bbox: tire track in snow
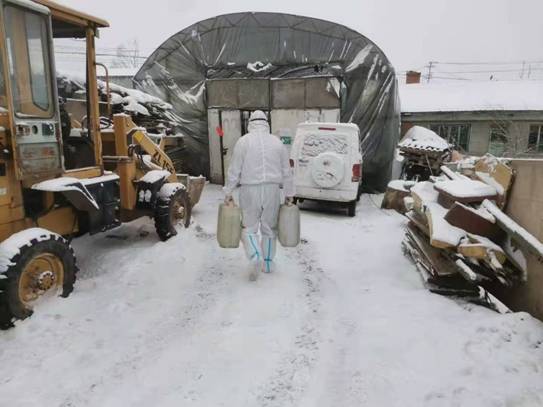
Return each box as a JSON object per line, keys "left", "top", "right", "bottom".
{"left": 256, "top": 240, "right": 324, "bottom": 406}
{"left": 59, "top": 222, "right": 232, "bottom": 406}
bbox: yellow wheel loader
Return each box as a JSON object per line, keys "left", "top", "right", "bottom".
{"left": 0, "top": 0, "right": 201, "bottom": 327}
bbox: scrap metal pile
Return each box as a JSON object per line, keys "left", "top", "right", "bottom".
{"left": 398, "top": 126, "right": 453, "bottom": 181}
{"left": 384, "top": 155, "right": 543, "bottom": 313}
{"left": 57, "top": 75, "right": 188, "bottom": 173}
{"left": 57, "top": 74, "right": 184, "bottom": 133}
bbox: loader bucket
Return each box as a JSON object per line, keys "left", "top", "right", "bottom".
{"left": 177, "top": 174, "right": 206, "bottom": 208}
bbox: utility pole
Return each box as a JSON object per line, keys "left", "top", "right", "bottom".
{"left": 427, "top": 61, "right": 434, "bottom": 83}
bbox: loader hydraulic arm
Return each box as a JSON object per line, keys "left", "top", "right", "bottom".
{"left": 129, "top": 128, "right": 177, "bottom": 183}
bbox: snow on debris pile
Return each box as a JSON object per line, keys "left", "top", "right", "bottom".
{"left": 399, "top": 126, "right": 451, "bottom": 152}
{"left": 483, "top": 199, "right": 543, "bottom": 261}
{"left": 410, "top": 180, "right": 438, "bottom": 208}
{"left": 426, "top": 202, "right": 466, "bottom": 248}
{"left": 434, "top": 179, "right": 497, "bottom": 199}
{"left": 398, "top": 155, "right": 534, "bottom": 313}
{"left": 56, "top": 74, "right": 183, "bottom": 132}
{"left": 0, "top": 228, "right": 61, "bottom": 274}
{"left": 387, "top": 180, "right": 416, "bottom": 192}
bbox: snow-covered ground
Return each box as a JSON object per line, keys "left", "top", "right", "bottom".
{"left": 1, "top": 186, "right": 543, "bottom": 407}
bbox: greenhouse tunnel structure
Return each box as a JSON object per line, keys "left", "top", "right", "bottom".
{"left": 134, "top": 12, "right": 400, "bottom": 192}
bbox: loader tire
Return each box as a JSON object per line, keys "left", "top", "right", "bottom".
{"left": 0, "top": 231, "right": 77, "bottom": 328}
{"left": 154, "top": 183, "right": 191, "bottom": 241}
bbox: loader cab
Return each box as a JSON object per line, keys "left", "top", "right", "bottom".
{"left": 0, "top": 0, "right": 108, "bottom": 181}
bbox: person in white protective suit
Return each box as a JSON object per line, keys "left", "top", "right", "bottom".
{"left": 224, "top": 110, "right": 295, "bottom": 280}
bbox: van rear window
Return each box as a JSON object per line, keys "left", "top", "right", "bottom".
{"left": 301, "top": 134, "right": 349, "bottom": 157}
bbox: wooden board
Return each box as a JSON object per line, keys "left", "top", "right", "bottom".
{"left": 406, "top": 210, "right": 430, "bottom": 236}
{"left": 406, "top": 224, "right": 458, "bottom": 277}
{"left": 445, "top": 202, "right": 505, "bottom": 243}
{"left": 474, "top": 157, "right": 514, "bottom": 196}
{"left": 457, "top": 243, "right": 507, "bottom": 264}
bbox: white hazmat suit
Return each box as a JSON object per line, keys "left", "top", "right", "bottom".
{"left": 224, "top": 111, "right": 295, "bottom": 276}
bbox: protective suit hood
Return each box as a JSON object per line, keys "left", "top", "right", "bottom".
{"left": 248, "top": 110, "right": 270, "bottom": 133}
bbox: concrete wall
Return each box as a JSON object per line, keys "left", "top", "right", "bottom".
{"left": 504, "top": 159, "right": 543, "bottom": 320}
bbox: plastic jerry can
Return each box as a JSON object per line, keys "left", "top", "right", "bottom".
{"left": 217, "top": 202, "right": 242, "bottom": 248}
{"left": 278, "top": 203, "right": 300, "bottom": 247}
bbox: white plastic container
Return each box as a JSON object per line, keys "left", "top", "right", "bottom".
{"left": 278, "top": 204, "right": 300, "bottom": 247}
{"left": 217, "top": 202, "right": 242, "bottom": 248}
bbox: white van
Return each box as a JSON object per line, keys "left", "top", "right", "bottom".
{"left": 290, "top": 123, "right": 363, "bottom": 216}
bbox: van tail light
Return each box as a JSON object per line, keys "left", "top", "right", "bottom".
{"left": 352, "top": 163, "right": 361, "bottom": 182}
{"left": 289, "top": 159, "right": 295, "bottom": 168}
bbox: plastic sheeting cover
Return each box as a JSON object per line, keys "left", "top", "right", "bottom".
{"left": 134, "top": 12, "right": 400, "bottom": 191}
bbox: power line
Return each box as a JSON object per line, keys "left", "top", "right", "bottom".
{"left": 433, "top": 60, "right": 543, "bottom": 66}
{"left": 435, "top": 68, "right": 543, "bottom": 74}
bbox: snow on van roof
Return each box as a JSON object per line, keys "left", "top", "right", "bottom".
{"left": 400, "top": 80, "right": 543, "bottom": 113}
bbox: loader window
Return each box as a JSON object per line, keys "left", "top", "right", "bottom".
{"left": 4, "top": 6, "right": 54, "bottom": 117}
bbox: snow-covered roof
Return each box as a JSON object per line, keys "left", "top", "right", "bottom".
{"left": 400, "top": 80, "right": 543, "bottom": 113}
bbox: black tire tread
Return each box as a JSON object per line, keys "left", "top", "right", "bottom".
{"left": 154, "top": 186, "right": 192, "bottom": 241}
{"left": 0, "top": 233, "right": 77, "bottom": 329}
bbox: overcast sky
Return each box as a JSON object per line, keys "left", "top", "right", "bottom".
{"left": 56, "top": 0, "right": 543, "bottom": 81}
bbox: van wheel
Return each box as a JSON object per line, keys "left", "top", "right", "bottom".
{"left": 347, "top": 201, "right": 357, "bottom": 217}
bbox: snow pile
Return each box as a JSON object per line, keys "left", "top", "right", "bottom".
{"left": 56, "top": 74, "right": 182, "bottom": 130}
{"left": 399, "top": 126, "right": 450, "bottom": 152}
{"left": 401, "top": 80, "right": 543, "bottom": 113}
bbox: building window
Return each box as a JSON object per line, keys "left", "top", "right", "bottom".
{"left": 528, "top": 124, "right": 543, "bottom": 152}
{"left": 429, "top": 124, "right": 470, "bottom": 151}
{"left": 489, "top": 124, "right": 509, "bottom": 156}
